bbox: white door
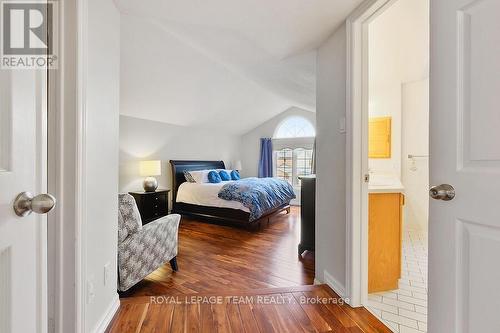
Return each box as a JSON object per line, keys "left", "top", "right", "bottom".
{"left": 0, "top": 69, "right": 52, "bottom": 331}
{"left": 429, "top": 0, "right": 500, "bottom": 332}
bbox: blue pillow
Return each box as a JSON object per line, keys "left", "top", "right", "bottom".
{"left": 208, "top": 170, "right": 222, "bottom": 183}
{"left": 219, "top": 170, "right": 231, "bottom": 181}
{"left": 230, "top": 170, "right": 241, "bottom": 180}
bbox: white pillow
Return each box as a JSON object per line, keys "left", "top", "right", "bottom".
{"left": 189, "top": 170, "right": 212, "bottom": 183}
{"left": 216, "top": 169, "right": 233, "bottom": 174}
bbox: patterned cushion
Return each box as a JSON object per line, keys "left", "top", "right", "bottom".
{"left": 230, "top": 170, "right": 241, "bottom": 180}
{"left": 219, "top": 170, "right": 231, "bottom": 181}
{"left": 183, "top": 170, "right": 196, "bottom": 183}
{"left": 118, "top": 193, "right": 143, "bottom": 240}
{"left": 208, "top": 170, "right": 222, "bottom": 183}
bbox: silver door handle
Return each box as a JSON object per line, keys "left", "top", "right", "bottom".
{"left": 13, "top": 192, "right": 56, "bottom": 217}
{"left": 429, "top": 184, "right": 455, "bottom": 201}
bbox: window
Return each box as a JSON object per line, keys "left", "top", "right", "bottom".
{"left": 296, "top": 148, "right": 313, "bottom": 178}
{"left": 273, "top": 116, "right": 315, "bottom": 186}
{"left": 274, "top": 116, "right": 316, "bottom": 138}
{"left": 275, "top": 147, "right": 313, "bottom": 186}
{"left": 276, "top": 148, "right": 293, "bottom": 184}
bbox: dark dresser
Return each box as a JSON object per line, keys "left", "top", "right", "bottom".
{"left": 298, "top": 175, "right": 315, "bottom": 256}
{"left": 129, "top": 189, "right": 170, "bottom": 225}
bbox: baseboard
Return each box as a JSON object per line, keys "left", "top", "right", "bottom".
{"left": 323, "top": 270, "right": 346, "bottom": 299}
{"left": 91, "top": 293, "right": 120, "bottom": 333}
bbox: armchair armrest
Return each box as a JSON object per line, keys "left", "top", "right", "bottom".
{"left": 118, "top": 214, "right": 181, "bottom": 291}
{"left": 142, "top": 213, "right": 180, "bottom": 237}
{"left": 126, "top": 213, "right": 180, "bottom": 255}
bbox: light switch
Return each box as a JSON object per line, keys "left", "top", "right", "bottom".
{"left": 339, "top": 117, "right": 346, "bottom": 133}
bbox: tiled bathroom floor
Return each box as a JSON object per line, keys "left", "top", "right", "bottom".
{"left": 367, "top": 223, "right": 428, "bottom": 333}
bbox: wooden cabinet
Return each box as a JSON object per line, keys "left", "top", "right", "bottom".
{"left": 298, "top": 175, "right": 315, "bottom": 256}
{"left": 129, "top": 190, "right": 170, "bottom": 225}
{"left": 369, "top": 116, "right": 392, "bottom": 158}
{"left": 368, "top": 192, "right": 404, "bottom": 293}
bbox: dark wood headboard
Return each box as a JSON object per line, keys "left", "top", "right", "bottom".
{"left": 169, "top": 160, "right": 225, "bottom": 207}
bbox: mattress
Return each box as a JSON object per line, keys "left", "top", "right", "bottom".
{"left": 176, "top": 181, "right": 250, "bottom": 212}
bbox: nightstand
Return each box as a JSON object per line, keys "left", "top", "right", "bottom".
{"left": 128, "top": 189, "right": 170, "bottom": 225}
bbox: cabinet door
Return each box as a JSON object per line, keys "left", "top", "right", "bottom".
{"left": 368, "top": 116, "right": 391, "bottom": 158}
{"left": 368, "top": 193, "right": 403, "bottom": 293}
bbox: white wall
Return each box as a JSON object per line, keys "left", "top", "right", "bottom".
{"left": 85, "top": 0, "right": 121, "bottom": 331}
{"left": 402, "top": 79, "right": 429, "bottom": 230}
{"left": 368, "top": 0, "right": 429, "bottom": 177}
{"left": 315, "top": 25, "right": 347, "bottom": 292}
{"left": 119, "top": 115, "right": 241, "bottom": 202}
{"left": 240, "top": 106, "right": 316, "bottom": 178}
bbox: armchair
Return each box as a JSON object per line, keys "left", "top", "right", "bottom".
{"left": 117, "top": 193, "right": 180, "bottom": 291}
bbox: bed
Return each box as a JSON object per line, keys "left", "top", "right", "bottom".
{"left": 170, "top": 160, "right": 292, "bottom": 228}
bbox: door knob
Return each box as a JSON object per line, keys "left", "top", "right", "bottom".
{"left": 13, "top": 192, "right": 56, "bottom": 217}
{"left": 429, "top": 184, "right": 455, "bottom": 201}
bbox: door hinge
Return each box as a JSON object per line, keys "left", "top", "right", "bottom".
{"left": 364, "top": 174, "right": 370, "bottom": 183}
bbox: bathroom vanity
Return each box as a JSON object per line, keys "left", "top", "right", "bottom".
{"left": 368, "top": 176, "right": 405, "bottom": 293}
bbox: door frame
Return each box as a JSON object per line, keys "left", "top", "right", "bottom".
{"left": 36, "top": 61, "right": 50, "bottom": 333}
{"left": 345, "top": 0, "right": 397, "bottom": 307}
{"left": 47, "top": 0, "right": 88, "bottom": 332}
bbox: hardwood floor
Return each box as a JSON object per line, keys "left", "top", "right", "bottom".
{"left": 112, "top": 207, "right": 390, "bottom": 332}
{"left": 120, "top": 207, "right": 314, "bottom": 298}
{"left": 108, "top": 284, "right": 392, "bottom": 333}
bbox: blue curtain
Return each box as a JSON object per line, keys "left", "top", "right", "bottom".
{"left": 258, "top": 138, "right": 273, "bottom": 178}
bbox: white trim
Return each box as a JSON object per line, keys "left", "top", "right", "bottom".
{"left": 47, "top": 0, "right": 87, "bottom": 332}
{"left": 36, "top": 62, "right": 49, "bottom": 333}
{"left": 324, "top": 270, "right": 347, "bottom": 300}
{"left": 91, "top": 295, "right": 120, "bottom": 333}
{"left": 47, "top": 54, "right": 58, "bottom": 333}
{"left": 76, "top": 0, "right": 88, "bottom": 331}
{"left": 345, "top": 0, "right": 396, "bottom": 308}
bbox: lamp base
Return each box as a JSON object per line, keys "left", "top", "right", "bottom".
{"left": 143, "top": 177, "right": 158, "bottom": 192}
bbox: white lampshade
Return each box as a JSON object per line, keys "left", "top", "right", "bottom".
{"left": 233, "top": 160, "right": 242, "bottom": 171}
{"left": 139, "top": 160, "right": 161, "bottom": 176}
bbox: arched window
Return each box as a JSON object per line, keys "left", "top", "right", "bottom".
{"left": 273, "top": 116, "right": 315, "bottom": 186}
{"left": 274, "top": 116, "right": 315, "bottom": 139}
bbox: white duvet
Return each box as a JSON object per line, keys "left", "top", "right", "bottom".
{"left": 176, "top": 181, "right": 250, "bottom": 212}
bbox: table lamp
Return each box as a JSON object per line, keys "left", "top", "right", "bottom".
{"left": 139, "top": 160, "right": 161, "bottom": 192}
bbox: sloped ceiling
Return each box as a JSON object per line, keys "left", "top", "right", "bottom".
{"left": 116, "top": 0, "right": 364, "bottom": 134}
